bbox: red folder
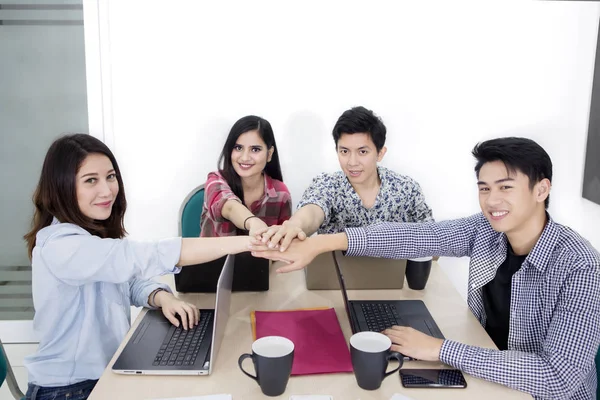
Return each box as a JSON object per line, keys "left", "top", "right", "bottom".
{"left": 250, "top": 308, "right": 353, "bottom": 375}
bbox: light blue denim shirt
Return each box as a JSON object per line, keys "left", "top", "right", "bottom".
{"left": 24, "top": 219, "right": 182, "bottom": 387}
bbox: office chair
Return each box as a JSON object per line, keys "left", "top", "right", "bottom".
{"left": 596, "top": 348, "right": 600, "bottom": 399}
{"left": 179, "top": 184, "right": 205, "bottom": 238}
{"left": 0, "top": 338, "right": 25, "bottom": 400}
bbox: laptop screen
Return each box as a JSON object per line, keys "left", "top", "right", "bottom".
{"left": 331, "top": 251, "right": 354, "bottom": 328}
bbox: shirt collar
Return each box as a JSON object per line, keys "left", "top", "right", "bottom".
{"left": 526, "top": 213, "right": 560, "bottom": 273}
{"left": 496, "top": 212, "right": 559, "bottom": 273}
{"left": 264, "top": 174, "right": 278, "bottom": 198}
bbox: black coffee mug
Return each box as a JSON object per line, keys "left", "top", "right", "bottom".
{"left": 238, "top": 336, "right": 294, "bottom": 397}
{"left": 350, "top": 332, "right": 403, "bottom": 390}
{"left": 405, "top": 257, "right": 433, "bottom": 290}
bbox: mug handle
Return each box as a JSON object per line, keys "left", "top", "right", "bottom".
{"left": 238, "top": 353, "right": 258, "bottom": 383}
{"left": 384, "top": 351, "right": 404, "bottom": 378}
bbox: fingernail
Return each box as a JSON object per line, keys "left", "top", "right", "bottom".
{"left": 280, "top": 247, "right": 285, "bottom": 252}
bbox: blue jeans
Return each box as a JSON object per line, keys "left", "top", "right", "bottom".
{"left": 25, "top": 379, "right": 98, "bottom": 400}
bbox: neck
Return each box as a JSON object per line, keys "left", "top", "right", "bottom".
{"left": 241, "top": 173, "right": 264, "bottom": 193}
{"left": 350, "top": 170, "right": 381, "bottom": 193}
{"left": 506, "top": 210, "right": 547, "bottom": 255}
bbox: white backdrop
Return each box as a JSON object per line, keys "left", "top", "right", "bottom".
{"left": 97, "top": 1, "right": 600, "bottom": 299}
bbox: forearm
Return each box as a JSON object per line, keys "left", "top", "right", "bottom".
{"left": 177, "top": 237, "right": 249, "bottom": 266}
{"left": 440, "top": 341, "right": 581, "bottom": 398}
{"left": 344, "top": 215, "right": 481, "bottom": 259}
{"left": 288, "top": 205, "right": 325, "bottom": 236}
{"left": 221, "top": 199, "right": 255, "bottom": 230}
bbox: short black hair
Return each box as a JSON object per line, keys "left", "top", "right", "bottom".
{"left": 472, "top": 137, "right": 552, "bottom": 209}
{"left": 332, "top": 106, "right": 386, "bottom": 152}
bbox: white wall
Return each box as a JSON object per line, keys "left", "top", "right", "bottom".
{"left": 100, "top": 1, "right": 600, "bottom": 300}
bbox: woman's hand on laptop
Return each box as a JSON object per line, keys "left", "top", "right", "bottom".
{"left": 255, "top": 221, "right": 307, "bottom": 252}
{"left": 154, "top": 291, "right": 199, "bottom": 330}
{"left": 249, "top": 237, "right": 317, "bottom": 273}
{"left": 383, "top": 326, "right": 443, "bottom": 362}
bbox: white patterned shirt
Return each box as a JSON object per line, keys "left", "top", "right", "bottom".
{"left": 297, "top": 166, "right": 433, "bottom": 233}
{"left": 345, "top": 213, "right": 600, "bottom": 399}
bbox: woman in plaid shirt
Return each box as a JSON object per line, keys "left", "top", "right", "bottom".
{"left": 200, "top": 115, "right": 292, "bottom": 238}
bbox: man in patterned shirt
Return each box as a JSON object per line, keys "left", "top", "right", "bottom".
{"left": 259, "top": 106, "right": 433, "bottom": 251}
{"left": 251, "top": 137, "right": 600, "bottom": 399}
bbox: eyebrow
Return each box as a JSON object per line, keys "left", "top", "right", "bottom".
{"left": 339, "top": 146, "right": 371, "bottom": 150}
{"left": 80, "top": 169, "right": 115, "bottom": 179}
{"left": 477, "top": 177, "right": 515, "bottom": 185}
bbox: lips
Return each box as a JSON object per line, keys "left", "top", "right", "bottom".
{"left": 238, "top": 163, "right": 254, "bottom": 170}
{"left": 489, "top": 210, "right": 508, "bottom": 221}
{"left": 95, "top": 201, "right": 112, "bottom": 208}
{"left": 348, "top": 170, "right": 362, "bottom": 177}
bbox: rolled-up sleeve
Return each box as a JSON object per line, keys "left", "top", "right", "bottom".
{"left": 204, "top": 172, "right": 242, "bottom": 223}
{"left": 38, "top": 224, "right": 182, "bottom": 286}
{"left": 128, "top": 278, "right": 172, "bottom": 309}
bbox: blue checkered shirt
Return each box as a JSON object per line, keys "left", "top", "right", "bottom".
{"left": 345, "top": 213, "right": 600, "bottom": 399}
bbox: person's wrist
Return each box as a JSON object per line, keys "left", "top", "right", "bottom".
{"left": 243, "top": 215, "right": 260, "bottom": 230}
{"left": 149, "top": 288, "right": 167, "bottom": 307}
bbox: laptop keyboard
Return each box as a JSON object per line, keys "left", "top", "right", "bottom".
{"left": 360, "top": 303, "right": 405, "bottom": 332}
{"left": 153, "top": 311, "right": 212, "bottom": 366}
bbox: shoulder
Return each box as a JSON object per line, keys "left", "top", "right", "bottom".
{"left": 310, "top": 171, "right": 345, "bottom": 187}
{"left": 205, "top": 171, "right": 232, "bottom": 192}
{"left": 553, "top": 224, "right": 600, "bottom": 272}
{"left": 380, "top": 167, "right": 422, "bottom": 189}
{"left": 35, "top": 221, "right": 92, "bottom": 250}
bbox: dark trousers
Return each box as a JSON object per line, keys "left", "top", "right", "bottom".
{"left": 25, "top": 379, "right": 98, "bottom": 400}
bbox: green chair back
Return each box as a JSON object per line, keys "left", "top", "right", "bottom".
{"left": 179, "top": 185, "right": 205, "bottom": 238}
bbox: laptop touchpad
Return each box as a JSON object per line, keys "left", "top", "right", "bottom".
{"left": 409, "top": 320, "right": 433, "bottom": 336}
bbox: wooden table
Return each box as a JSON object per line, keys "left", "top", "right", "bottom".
{"left": 88, "top": 261, "right": 531, "bottom": 399}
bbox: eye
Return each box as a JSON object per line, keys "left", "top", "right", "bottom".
{"left": 339, "top": 149, "right": 348, "bottom": 154}
{"left": 359, "top": 150, "right": 368, "bottom": 155}
{"left": 478, "top": 187, "right": 489, "bottom": 192}
{"left": 233, "top": 145, "right": 242, "bottom": 151}
{"left": 500, "top": 185, "right": 513, "bottom": 190}
{"left": 85, "top": 178, "right": 97, "bottom": 184}
{"left": 251, "top": 147, "right": 262, "bottom": 153}
{"left": 107, "top": 173, "right": 117, "bottom": 181}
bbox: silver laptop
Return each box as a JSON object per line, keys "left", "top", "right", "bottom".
{"left": 112, "top": 254, "right": 234, "bottom": 375}
{"left": 305, "top": 250, "right": 407, "bottom": 290}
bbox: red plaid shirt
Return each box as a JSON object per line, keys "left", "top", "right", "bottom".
{"left": 200, "top": 171, "right": 292, "bottom": 237}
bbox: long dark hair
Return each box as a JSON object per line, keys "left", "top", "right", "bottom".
{"left": 24, "top": 134, "right": 127, "bottom": 258}
{"left": 217, "top": 115, "right": 283, "bottom": 203}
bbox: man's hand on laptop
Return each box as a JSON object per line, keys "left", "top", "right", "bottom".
{"left": 250, "top": 237, "right": 316, "bottom": 273}
{"left": 154, "top": 291, "right": 199, "bottom": 330}
{"left": 383, "top": 326, "right": 443, "bottom": 362}
{"left": 255, "top": 220, "right": 307, "bottom": 252}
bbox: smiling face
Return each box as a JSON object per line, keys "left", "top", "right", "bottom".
{"left": 76, "top": 153, "right": 119, "bottom": 220}
{"left": 336, "top": 133, "right": 386, "bottom": 185}
{"left": 477, "top": 160, "right": 549, "bottom": 235}
{"left": 230, "top": 129, "right": 274, "bottom": 181}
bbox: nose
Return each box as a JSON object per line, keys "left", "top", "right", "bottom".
{"left": 485, "top": 189, "right": 502, "bottom": 207}
{"left": 347, "top": 152, "right": 359, "bottom": 167}
{"left": 97, "top": 179, "right": 113, "bottom": 198}
{"left": 240, "top": 148, "right": 252, "bottom": 162}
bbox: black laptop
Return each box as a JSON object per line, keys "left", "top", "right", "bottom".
{"left": 331, "top": 252, "right": 445, "bottom": 339}
{"left": 175, "top": 251, "right": 269, "bottom": 292}
{"left": 112, "top": 255, "right": 234, "bottom": 375}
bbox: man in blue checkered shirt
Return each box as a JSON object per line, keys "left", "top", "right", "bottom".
{"left": 251, "top": 137, "right": 600, "bottom": 399}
